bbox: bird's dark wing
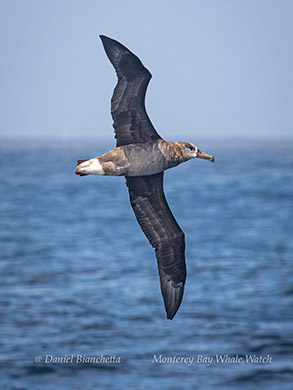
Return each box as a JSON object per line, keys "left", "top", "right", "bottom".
{"left": 100, "top": 35, "right": 161, "bottom": 147}
{"left": 126, "top": 172, "right": 186, "bottom": 320}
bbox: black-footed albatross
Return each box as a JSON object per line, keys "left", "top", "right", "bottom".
{"left": 75, "top": 35, "right": 215, "bottom": 320}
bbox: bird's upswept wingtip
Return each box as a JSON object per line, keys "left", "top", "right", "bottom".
{"left": 99, "top": 34, "right": 120, "bottom": 46}
{"left": 99, "top": 35, "right": 109, "bottom": 45}
{"left": 99, "top": 35, "right": 115, "bottom": 48}
{"left": 99, "top": 34, "right": 107, "bottom": 41}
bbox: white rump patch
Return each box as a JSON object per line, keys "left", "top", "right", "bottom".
{"left": 76, "top": 158, "right": 105, "bottom": 175}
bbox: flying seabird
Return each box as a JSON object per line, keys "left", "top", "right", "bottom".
{"left": 75, "top": 35, "right": 215, "bottom": 319}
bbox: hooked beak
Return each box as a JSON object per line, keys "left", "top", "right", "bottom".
{"left": 197, "top": 149, "right": 215, "bottom": 163}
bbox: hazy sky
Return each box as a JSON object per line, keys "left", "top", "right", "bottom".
{"left": 0, "top": 0, "right": 292, "bottom": 140}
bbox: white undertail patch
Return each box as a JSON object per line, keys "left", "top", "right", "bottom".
{"left": 75, "top": 158, "right": 105, "bottom": 175}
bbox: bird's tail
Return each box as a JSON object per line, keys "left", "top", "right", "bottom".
{"left": 77, "top": 160, "right": 87, "bottom": 166}
{"left": 74, "top": 158, "right": 105, "bottom": 176}
{"left": 75, "top": 160, "right": 90, "bottom": 176}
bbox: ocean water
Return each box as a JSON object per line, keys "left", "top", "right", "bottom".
{"left": 0, "top": 137, "right": 292, "bottom": 390}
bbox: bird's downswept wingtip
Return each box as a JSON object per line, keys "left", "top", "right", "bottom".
{"left": 166, "top": 311, "right": 177, "bottom": 320}
{"left": 161, "top": 277, "right": 185, "bottom": 320}
{"left": 165, "top": 299, "right": 183, "bottom": 320}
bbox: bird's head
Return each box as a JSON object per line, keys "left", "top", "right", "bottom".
{"left": 179, "top": 142, "right": 215, "bottom": 162}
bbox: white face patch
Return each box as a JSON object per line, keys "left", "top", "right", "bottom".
{"left": 77, "top": 158, "right": 105, "bottom": 175}
{"left": 185, "top": 145, "right": 198, "bottom": 158}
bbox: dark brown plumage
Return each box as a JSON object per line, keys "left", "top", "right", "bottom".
{"left": 75, "top": 35, "right": 215, "bottom": 319}
{"left": 126, "top": 173, "right": 186, "bottom": 319}
{"left": 100, "top": 35, "right": 161, "bottom": 146}
{"left": 101, "top": 35, "right": 186, "bottom": 319}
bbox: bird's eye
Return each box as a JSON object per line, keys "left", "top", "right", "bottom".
{"left": 186, "top": 145, "right": 194, "bottom": 151}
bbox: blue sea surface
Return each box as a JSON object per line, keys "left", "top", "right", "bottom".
{"left": 0, "top": 137, "right": 292, "bottom": 389}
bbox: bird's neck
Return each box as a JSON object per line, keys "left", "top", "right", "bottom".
{"left": 158, "top": 141, "right": 187, "bottom": 166}
{"left": 167, "top": 141, "right": 187, "bottom": 161}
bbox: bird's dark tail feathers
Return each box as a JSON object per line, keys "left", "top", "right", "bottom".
{"left": 75, "top": 160, "right": 89, "bottom": 176}
{"left": 77, "top": 160, "right": 87, "bottom": 166}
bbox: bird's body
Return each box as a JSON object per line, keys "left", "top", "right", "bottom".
{"left": 75, "top": 35, "right": 215, "bottom": 319}
{"left": 75, "top": 139, "right": 203, "bottom": 177}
